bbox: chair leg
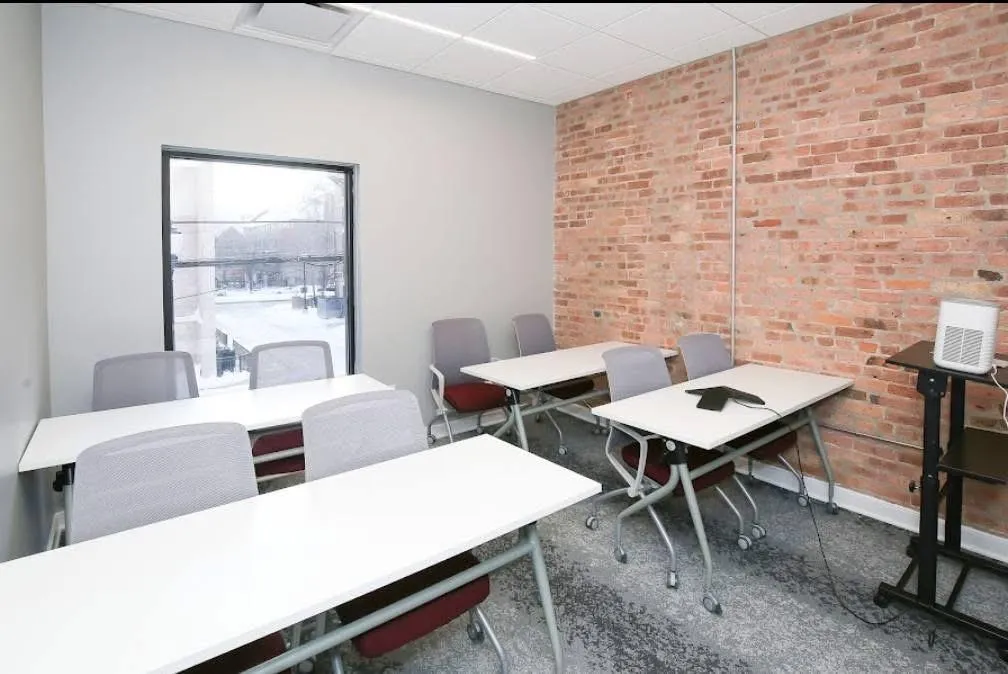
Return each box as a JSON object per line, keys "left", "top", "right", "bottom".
{"left": 330, "top": 652, "right": 344, "bottom": 674}
{"left": 778, "top": 455, "right": 809, "bottom": 507}
{"left": 714, "top": 485, "right": 752, "bottom": 551}
{"left": 476, "top": 411, "right": 485, "bottom": 434}
{"left": 544, "top": 410, "right": 566, "bottom": 455}
{"left": 584, "top": 486, "right": 629, "bottom": 530}
{"left": 732, "top": 474, "right": 765, "bottom": 541}
{"left": 441, "top": 408, "right": 455, "bottom": 443}
{"left": 469, "top": 607, "right": 507, "bottom": 673}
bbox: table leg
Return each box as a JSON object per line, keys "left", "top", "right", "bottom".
{"left": 805, "top": 410, "right": 838, "bottom": 513}
{"left": 526, "top": 524, "right": 563, "bottom": 674}
{"left": 62, "top": 464, "right": 73, "bottom": 545}
{"left": 945, "top": 378, "right": 966, "bottom": 552}
{"left": 673, "top": 448, "right": 721, "bottom": 614}
{"left": 916, "top": 370, "right": 947, "bottom": 605}
{"left": 506, "top": 388, "right": 530, "bottom": 451}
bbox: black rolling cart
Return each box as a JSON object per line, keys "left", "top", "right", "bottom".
{"left": 874, "top": 340, "right": 1008, "bottom": 660}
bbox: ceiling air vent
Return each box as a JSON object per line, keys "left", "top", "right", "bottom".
{"left": 244, "top": 3, "right": 353, "bottom": 44}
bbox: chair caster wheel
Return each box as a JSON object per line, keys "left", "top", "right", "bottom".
{"left": 427, "top": 433, "right": 436, "bottom": 446}
{"left": 666, "top": 571, "right": 678, "bottom": 589}
{"left": 702, "top": 593, "right": 722, "bottom": 615}
{"left": 585, "top": 515, "right": 599, "bottom": 530}
{"left": 475, "top": 425, "right": 484, "bottom": 435}
{"left": 535, "top": 414, "right": 544, "bottom": 423}
{"left": 751, "top": 524, "right": 766, "bottom": 540}
{"left": 873, "top": 592, "right": 890, "bottom": 609}
{"left": 466, "top": 620, "right": 485, "bottom": 643}
{"left": 737, "top": 535, "right": 752, "bottom": 551}
{"left": 614, "top": 546, "right": 627, "bottom": 564}
{"left": 558, "top": 445, "right": 568, "bottom": 456}
{"left": 797, "top": 494, "right": 809, "bottom": 508}
{"left": 828, "top": 502, "right": 839, "bottom": 515}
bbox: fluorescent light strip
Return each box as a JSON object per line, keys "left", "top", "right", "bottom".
{"left": 328, "top": 3, "right": 535, "bottom": 60}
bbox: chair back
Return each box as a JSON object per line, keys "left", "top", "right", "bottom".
{"left": 70, "top": 423, "right": 257, "bottom": 544}
{"left": 248, "top": 340, "right": 334, "bottom": 389}
{"left": 603, "top": 346, "right": 671, "bottom": 402}
{"left": 92, "top": 351, "right": 198, "bottom": 411}
{"left": 512, "top": 313, "right": 557, "bottom": 356}
{"left": 678, "top": 333, "right": 732, "bottom": 380}
{"left": 301, "top": 390, "right": 428, "bottom": 481}
{"left": 431, "top": 318, "right": 491, "bottom": 387}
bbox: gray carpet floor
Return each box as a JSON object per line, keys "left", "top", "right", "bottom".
{"left": 301, "top": 415, "right": 1008, "bottom": 673}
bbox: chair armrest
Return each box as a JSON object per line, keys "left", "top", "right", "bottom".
{"left": 617, "top": 425, "right": 661, "bottom": 498}
{"left": 429, "top": 364, "right": 446, "bottom": 409}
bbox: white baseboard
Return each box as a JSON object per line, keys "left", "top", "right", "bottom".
{"left": 432, "top": 406, "right": 1008, "bottom": 565}
{"left": 748, "top": 461, "right": 1008, "bottom": 564}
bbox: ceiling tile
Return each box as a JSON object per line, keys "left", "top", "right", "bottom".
{"left": 665, "top": 23, "right": 765, "bottom": 66}
{"left": 108, "top": 3, "right": 243, "bottom": 30}
{"left": 603, "top": 4, "right": 746, "bottom": 58}
{"left": 533, "top": 3, "right": 652, "bottom": 29}
{"left": 333, "top": 15, "right": 457, "bottom": 70}
{"left": 414, "top": 40, "right": 525, "bottom": 85}
{"left": 596, "top": 53, "right": 678, "bottom": 87}
{"left": 485, "top": 62, "right": 600, "bottom": 103}
{"left": 366, "top": 3, "right": 512, "bottom": 34}
{"left": 469, "top": 5, "right": 592, "bottom": 57}
{"left": 751, "top": 3, "right": 874, "bottom": 37}
{"left": 539, "top": 32, "right": 657, "bottom": 79}
{"left": 711, "top": 3, "right": 798, "bottom": 24}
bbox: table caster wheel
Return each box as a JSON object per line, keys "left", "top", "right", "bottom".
{"left": 467, "top": 620, "right": 485, "bottom": 643}
{"left": 614, "top": 546, "right": 628, "bottom": 564}
{"left": 751, "top": 524, "right": 766, "bottom": 540}
{"left": 585, "top": 515, "right": 599, "bottom": 530}
{"left": 666, "top": 571, "right": 678, "bottom": 589}
{"left": 558, "top": 445, "right": 568, "bottom": 455}
{"left": 737, "top": 534, "right": 752, "bottom": 551}
{"left": 797, "top": 494, "right": 809, "bottom": 508}
{"left": 828, "top": 502, "right": 839, "bottom": 515}
{"left": 873, "top": 592, "right": 890, "bottom": 608}
{"left": 427, "top": 433, "right": 436, "bottom": 446}
{"left": 702, "top": 593, "right": 723, "bottom": 615}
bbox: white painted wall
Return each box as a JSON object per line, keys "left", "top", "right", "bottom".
{"left": 42, "top": 4, "right": 555, "bottom": 416}
{"left": 0, "top": 4, "right": 51, "bottom": 561}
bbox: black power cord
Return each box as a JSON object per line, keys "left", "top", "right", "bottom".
{"left": 735, "top": 401, "right": 905, "bottom": 628}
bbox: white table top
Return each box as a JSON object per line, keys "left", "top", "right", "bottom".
{"left": 460, "top": 341, "right": 678, "bottom": 392}
{"left": 0, "top": 435, "right": 600, "bottom": 674}
{"left": 19, "top": 374, "right": 391, "bottom": 472}
{"left": 592, "top": 363, "right": 853, "bottom": 449}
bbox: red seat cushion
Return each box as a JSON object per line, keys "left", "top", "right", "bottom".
{"left": 621, "top": 440, "right": 735, "bottom": 494}
{"left": 182, "top": 632, "right": 286, "bottom": 674}
{"left": 544, "top": 377, "right": 595, "bottom": 400}
{"left": 337, "top": 552, "right": 490, "bottom": 659}
{"left": 443, "top": 383, "right": 507, "bottom": 413}
{"left": 252, "top": 429, "right": 306, "bottom": 478}
{"left": 727, "top": 421, "right": 797, "bottom": 460}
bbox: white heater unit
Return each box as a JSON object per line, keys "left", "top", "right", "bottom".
{"left": 933, "top": 298, "right": 1001, "bottom": 374}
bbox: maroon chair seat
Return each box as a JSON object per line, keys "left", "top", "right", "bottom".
{"left": 621, "top": 440, "right": 735, "bottom": 494}
{"left": 183, "top": 632, "right": 287, "bottom": 674}
{"left": 252, "top": 429, "right": 306, "bottom": 478}
{"left": 337, "top": 552, "right": 490, "bottom": 659}
{"left": 727, "top": 421, "right": 797, "bottom": 461}
{"left": 443, "top": 383, "right": 507, "bottom": 413}
{"left": 544, "top": 377, "right": 595, "bottom": 400}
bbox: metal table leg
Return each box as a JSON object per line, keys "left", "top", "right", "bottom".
{"left": 506, "top": 388, "right": 530, "bottom": 451}
{"left": 805, "top": 410, "right": 838, "bottom": 513}
{"left": 670, "top": 446, "right": 721, "bottom": 615}
{"left": 527, "top": 525, "right": 563, "bottom": 673}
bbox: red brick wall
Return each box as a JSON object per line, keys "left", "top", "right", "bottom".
{"left": 555, "top": 3, "right": 1008, "bottom": 535}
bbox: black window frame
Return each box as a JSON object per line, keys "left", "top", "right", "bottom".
{"left": 161, "top": 146, "right": 357, "bottom": 376}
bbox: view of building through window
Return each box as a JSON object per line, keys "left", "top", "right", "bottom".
{"left": 164, "top": 153, "right": 352, "bottom": 394}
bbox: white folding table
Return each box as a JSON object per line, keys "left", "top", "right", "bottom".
{"left": 460, "top": 341, "right": 677, "bottom": 453}
{"left": 0, "top": 435, "right": 600, "bottom": 674}
{"left": 592, "top": 363, "right": 852, "bottom": 613}
{"left": 20, "top": 374, "right": 391, "bottom": 541}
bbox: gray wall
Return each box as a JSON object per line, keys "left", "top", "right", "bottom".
{"left": 42, "top": 4, "right": 556, "bottom": 415}
{"left": 0, "top": 3, "right": 50, "bottom": 561}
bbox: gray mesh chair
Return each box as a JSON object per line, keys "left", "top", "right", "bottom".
{"left": 678, "top": 332, "right": 807, "bottom": 507}
{"left": 247, "top": 340, "right": 334, "bottom": 484}
{"left": 512, "top": 313, "right": 605, "bottom": 455}
{"left": 586, "top": 346, "right": 756, "bottom": 590}
{"left": 301, "top": 390, "right": 507, "bottom": 673}
{"left": 427, "top": 318, "right": 507, "bottom": 444}
{"left": 70, "top": 423, "right": 287, "bottom": 672}
{"left": 92, "top": 351, "right": 198, "bottom": 411}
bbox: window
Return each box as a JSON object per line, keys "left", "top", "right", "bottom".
{"left": 162, "top": 148, "right": 355, "bottom": 394}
